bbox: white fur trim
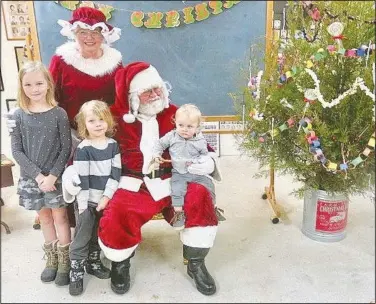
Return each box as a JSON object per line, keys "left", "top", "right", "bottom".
{"left": 55, "top": 42, "right": 122, "bottom": 77}
{"left": 62, "top": 186, "right": 75, "bottom": 203}
{"left": 57, "top": 19, "right": 121, "bottom": 44}
{"left": 98, "top": 238, "right": 138, "bottom": 262}
{"left": 208, "top": 152, "right": 222, "bottom": 182}
{"left": 129, "top": 66, "right": 164, "bottom": 93}
{"left": 118, "top": 176, "right": 143, "bottom": 192}
{"left": 123, "top": 113, "right": 135, "bottom": 123}
{"left": 62, "top": 165, "right": 82, "bottom": 204}
{"left": 139, "top": 116, "right": 160, "bottom": 174}
{"left": 180, "top": 226, "right": 218, "bottom": 248}
{"left": 143, "top": 177, "right": 171, "bottom": 201}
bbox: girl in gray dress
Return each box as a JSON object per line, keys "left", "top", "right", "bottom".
{"left": 10, "top": 61, "right": 72, "bottom": 286}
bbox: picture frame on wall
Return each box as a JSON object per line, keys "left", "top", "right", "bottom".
{"left": 14, "top": 46, "right": 27, "bottom": 71}
{"left": 1, "top": 1, "right": 31, "bottom": 40}
{"left": 6, "top": 99, "right": 17, "bottom": 112}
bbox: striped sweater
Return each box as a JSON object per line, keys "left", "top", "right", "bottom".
{"left": 74, "top": 138, "right": 121, "bottom": 210}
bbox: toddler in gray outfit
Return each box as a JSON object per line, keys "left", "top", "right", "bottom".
{"left": 153, "top": 104, "right": 215, "bottom": 228}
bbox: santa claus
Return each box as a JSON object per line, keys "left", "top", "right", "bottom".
{"left": 63, "top": 61, "right": 222, "bottom": 296}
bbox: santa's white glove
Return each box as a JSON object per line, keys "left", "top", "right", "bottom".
{"left": 62, "top": 165, "right": 82, "bottom": 203}
{"left": 188, "top": 152, "right": 222, "bottom": 182}
{"left": 187, "top": 154, "right": 215, "bottom": 175}
{"left": 2, "top": 107, "right": 19, "bottom": 133}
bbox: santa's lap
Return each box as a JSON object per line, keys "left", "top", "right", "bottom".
{"left": 98, "top": 183, "right": 218, "bottom": 250}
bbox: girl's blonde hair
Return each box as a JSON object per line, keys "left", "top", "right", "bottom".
{"left": 174, "top": 103, "right": 204, "bottom": 126}
{"left": 17, "top": 61, "right": 57, "bottom": 112}
{"left": 75, "top": 100, "right": 116, "bottom": 139}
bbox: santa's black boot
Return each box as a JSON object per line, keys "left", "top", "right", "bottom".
{"left": 183, "top": 245, "right": 216, "bottom": 295}
{"left": 110, "top": 252, "right": 135, "bottom": 294}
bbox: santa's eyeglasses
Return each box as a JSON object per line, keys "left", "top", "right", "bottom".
{"left": 139, "top": 87, "right": 162, "bottom": 98}
{"left": 76, "top": 30, "right": 103, "bottom": 39}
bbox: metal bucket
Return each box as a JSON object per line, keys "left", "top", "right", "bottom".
{"left": 302, "top": 189, "right": 349, "bottom": 242}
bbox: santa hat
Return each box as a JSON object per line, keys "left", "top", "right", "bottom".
{"left": 57, "top": 7, "right": 121, "bottom": 44}
{"left": 113, "top": 61, "right": 170, "bottom": 123}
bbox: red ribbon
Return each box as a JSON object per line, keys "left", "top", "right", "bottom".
{"left": 304, "top": 98, "right": 315, "bottom": 104}
{"left": 332, "top": 35, "right": 345, "bottom": 40}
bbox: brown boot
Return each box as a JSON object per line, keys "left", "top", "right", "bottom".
{"left": 55, "top": 242, "right": 71, "bottom": 286}
{"left": 41, "top": 240, "right": 58, "bottom": 282}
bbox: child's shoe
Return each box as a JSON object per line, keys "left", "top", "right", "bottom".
{"left": 215, "top": 207, "right": 226, "bottom": 221}
{"left": 69, "top": 259, "right": 85, "bottom": 296}
{"left": 86, "top": 250, "right": 110, "bottom": 279}
{"left": 170, "top": 211, "right": 186, "bottom": 229}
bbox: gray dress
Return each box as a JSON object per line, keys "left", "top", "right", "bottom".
{"left": 11, "top": 106, "right": 72, "bottom": 211}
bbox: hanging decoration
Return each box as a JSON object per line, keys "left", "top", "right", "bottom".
{"left": 299, "top": 1, "right": 376, "bottom": 25}
{"left": 55, "top": 1, "right": 115, "bottom": 20}
{"left": 249, "top": 115, "right": 375, "bottom": 174}
{"left": 247, "top": 21, "right": 375, "bottom": 174}
{"left": 54, "top": 1, "right": 241, "bottom": 28}
{"left": 130, "top": 1, "right": 240, "bottom": 29}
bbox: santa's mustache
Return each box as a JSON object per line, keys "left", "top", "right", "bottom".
{"left": 138, "top": 97, "right": 165, "bottom": 116}
{"left": 147, "top": 97, "right": 161, "bottom": 103}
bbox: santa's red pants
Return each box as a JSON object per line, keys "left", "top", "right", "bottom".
{"left": 98, "top": 183, "right": 218, "bottom": 262}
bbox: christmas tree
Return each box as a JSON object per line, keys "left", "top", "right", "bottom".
{"left": 234, "top": 1, "right": 375, "bottom": 197}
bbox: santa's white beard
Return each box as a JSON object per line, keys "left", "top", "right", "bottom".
{"left": 137, "top": 98, "right": 165, "bottom": 117}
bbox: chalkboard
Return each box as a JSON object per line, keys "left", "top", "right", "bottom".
{"left": 33, "top": 1, "right": 267, "bottom": 116}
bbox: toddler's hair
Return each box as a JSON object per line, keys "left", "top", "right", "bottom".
{"left": 75, "top": 100, "right": 116, "bottom": 139}
{"left": 17, "top": 61, "right": 57, "bottom": 113}
{"left": 174, "top": 103, "right": 204, "bottom": 126}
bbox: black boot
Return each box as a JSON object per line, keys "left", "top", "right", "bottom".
{"left": 110, "top": 252, "right": 135, "bottom": 294}
{"left": 183, "top": 245, "right": 216, "bottom": 296}
{"left": 86, "top": 250, "right": 110, "bottom": 279}
{"left": 69, "top": 259, "right": 85, "bottom": 296}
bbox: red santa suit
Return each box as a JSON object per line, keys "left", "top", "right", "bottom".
{"left": 97, "top": 62, "right": 219, "bottom": 262}
{"left": 49, "top": 7, "right": 123, "bottom": 127}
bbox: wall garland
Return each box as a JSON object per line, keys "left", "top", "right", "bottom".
{"left": 54, "top": 1, "right": 241, "bottom": 28}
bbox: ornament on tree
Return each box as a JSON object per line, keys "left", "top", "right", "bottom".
{"left": 327, "top": 21, "right": 345, "bottom": 50}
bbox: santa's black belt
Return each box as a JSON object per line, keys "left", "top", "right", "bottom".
{"left": 125, "top": 167, "right": 172, "bottom": 179}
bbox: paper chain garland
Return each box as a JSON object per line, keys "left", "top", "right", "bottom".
{"left": 277, "top": 44, "right": 375, "bottom": 87}
{"left": 248, "top": 26, "right": 375, "bottom": 173}
{"left": 249, "top": 116, "right": 375, "bottom": 174}
{"left": 300, "top": 1, "right": 376, "bottom": 25}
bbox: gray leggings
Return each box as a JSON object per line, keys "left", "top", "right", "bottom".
{"left": 69, "top": 205, "right": 101, "bottom": 260}
{"left": 170, "top": 170, "right": 216, "bottom": 208}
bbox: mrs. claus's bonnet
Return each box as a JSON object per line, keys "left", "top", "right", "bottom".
{"left": 57, "top": 7, "right": 121, "bottom": 44}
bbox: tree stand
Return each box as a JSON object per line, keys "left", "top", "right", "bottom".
{"left": 262, "top": 167, "right": 286, "bottom": 224}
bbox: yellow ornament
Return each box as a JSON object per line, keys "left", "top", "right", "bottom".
{"left": 306, "top": 60, "right": 314, "bottom": 68}
{"left": 327, "top": 161, "right": 338, "bottom": 170}
{"left": 270, "top": 128, "right": 279, "bottom": 137}
{"left": 368, "top": 137, "right": 375, "bottom": 147}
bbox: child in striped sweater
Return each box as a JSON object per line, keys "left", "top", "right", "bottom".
{"left": 67, "top": 100, "right": 121, "bottom": 296}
